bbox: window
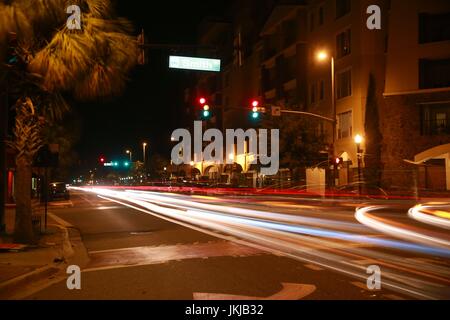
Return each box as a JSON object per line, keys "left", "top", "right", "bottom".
{"left": 419, "top": 12, "right": 450, "bottom": 44}
{"left": 338, "top": 111, "right": 352, "bottom": 139}
{"left": 337, "top": 69, "right": 352, "bottom": 99}
{"left": 319, "top": 80, "right": 325, "bottom": 101}
{"left": 310, "top": 83, "right": 317, "bottom": 104}
{"left": 336, "top": 29, "right": 351, "bottom": 58}
{"left": 319, "top": 7, "right": 324, "bottom": 25}
{"left": 336, "top": 0, "right": 351, "bottom": 19}
{"left": 419, "top": 59, "right": 450, "bottom": 89}
{"left": 421, "top": 104, "right": 450, "bottom": 135}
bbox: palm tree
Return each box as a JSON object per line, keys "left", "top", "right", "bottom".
{"left": 1, "top": 0, "right": 137, "bottom": 243}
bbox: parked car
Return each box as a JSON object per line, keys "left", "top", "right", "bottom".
{"left": 49, "top": 182, "right": 70, "bottom": 201}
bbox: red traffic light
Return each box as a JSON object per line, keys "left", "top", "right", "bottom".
{"left": 199, "top": 97, "right": 206, "bottom": 105}
{"left": 100, "top": 157, "right": 105, "bottom": 163}
{"left": 251, "top": 100, "right": 259, "bottom": 108}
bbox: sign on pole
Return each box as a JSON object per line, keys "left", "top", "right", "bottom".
{"left": 169, "top": 55, "right": 221, "bottom": 72}
{"left": 271, "top": 106, "right": 281, "bottom": 117}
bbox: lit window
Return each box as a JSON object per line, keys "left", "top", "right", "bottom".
{"left": 338, "top": 111, "right": 352, "bottom": 139}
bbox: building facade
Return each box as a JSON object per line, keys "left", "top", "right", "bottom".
{"left": 185, "top": 0, "right": 450, "bottom": 191}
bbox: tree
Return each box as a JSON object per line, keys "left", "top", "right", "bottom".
{"left": 275, "top": 115, "right": 328, "bottom": 181}
{"left": 364, "top": 73, "right": 383, "bottom": 186}
{"left": 1, "top": 0, "right": 137, "bottom": 243}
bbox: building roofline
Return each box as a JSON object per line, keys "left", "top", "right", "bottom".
{"left": 383, "top": 87, "right": 450, "bottom": 97}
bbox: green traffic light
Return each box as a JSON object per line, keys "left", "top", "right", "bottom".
{"left": 203, "top": 110, "right": 210, "bottom": 118}
{"left": 124, "top": 162, "right": 130, "bottom": 167}
{"left": 252, "top": 112, "right": 259, "bottom": 119}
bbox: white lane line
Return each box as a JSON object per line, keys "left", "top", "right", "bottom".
{"left": 48, "top": 212, "right": 73, "bottom": 228}
{"left": 193, "top": 283, "right": 316, "bottom": 300}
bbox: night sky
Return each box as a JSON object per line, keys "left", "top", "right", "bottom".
{"left": 74, "top": 0, "right": 227, "bottom": 168}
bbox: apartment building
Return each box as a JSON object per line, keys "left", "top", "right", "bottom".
{"left": 188, "top": 0, "right": 450, "bottom": 191}
{"left": 383, "top": 0, "right": 450, "bottom": 191}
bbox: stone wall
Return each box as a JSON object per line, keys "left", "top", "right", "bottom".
{"left": 380, "top": 90, "right": 450, "bottom": 189}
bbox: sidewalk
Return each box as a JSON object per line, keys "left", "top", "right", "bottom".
{"left": 0, "top": 206, "right": 87, "bottom": 299}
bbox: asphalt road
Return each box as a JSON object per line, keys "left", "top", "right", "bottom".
{"left": 26, "top": 188, "right": 450, "bottom": 300}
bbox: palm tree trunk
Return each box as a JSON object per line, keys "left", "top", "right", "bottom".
{"left": 13, "top": 155, "right": 35, "bottom": 244}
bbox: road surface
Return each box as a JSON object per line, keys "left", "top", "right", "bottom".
{"left": 26, "top": 188, "right": 450, "bottom": 300}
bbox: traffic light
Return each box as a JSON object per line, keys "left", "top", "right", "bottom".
{"left": 124, "top": 161, "right": 130, "bottom": 167}
{"left": 250, "top": 99, "right": 264, "bottom": 120}
{"left": 6, "top": 32, "right": 18, "bottom": 66}
{"left": 100, "top": 157, "right": 105, "bottom": 164}
{"left": 198, "top": 97, "right": 211, "bottom": 120}
{"left": 331, "top": 157, "right": 344, "bottom": 167}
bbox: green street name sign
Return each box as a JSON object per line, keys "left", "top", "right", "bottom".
{"left": 169, "top": 55, "right": 221, "bottom": 72}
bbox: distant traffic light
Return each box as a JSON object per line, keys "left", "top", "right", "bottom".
{"left": 100, "top": 157, "right": 105, "bottom": 164}
{"left": 124, "top": 161, "right": 130, "bottom": 167}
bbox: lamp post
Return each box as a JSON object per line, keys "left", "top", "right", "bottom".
{"left": 142, "top": 142, "right": 148, "bottom": 165}
{"left": 316, "top": 50, "right": 337, "bottom": 187}
{"left": 126, "top": 150, "right": 132, "bottom": 162}
{"left": 354, "top": 134, "right": 364, "bottom": 196}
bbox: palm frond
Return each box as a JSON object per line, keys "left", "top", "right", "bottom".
{"left": 74, "top": 63, "right": 127, "bottom": 100}
{"left": 0, "top": 2, "right": 32, "bottom": 42}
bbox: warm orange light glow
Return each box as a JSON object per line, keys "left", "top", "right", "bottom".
{"left": 354, "top": 134, "right": 363, "bottom": 145}
{"left": 316, "top": 51, "right": 328, "bottom": 62}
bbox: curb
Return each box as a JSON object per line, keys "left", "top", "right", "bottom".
{"left": 0, "top": 215, "right": 78, "bottom": 299}
{"left": 0, "top": 265, "right": 60, "bottom": 299}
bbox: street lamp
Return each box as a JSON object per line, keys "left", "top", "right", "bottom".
{"left": 316, "top": 50, "right": 337, "bottom": 187}
{"left": 354, "top": 134, "right": 364, "bottom": 196}
{"left": 142, "top": 142, "right": 148, "bottom": 165}
{"left": 126, "top": 150, "right": 132, "bottom": 162}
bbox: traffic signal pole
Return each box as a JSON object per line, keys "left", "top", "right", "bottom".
{"left": 0, "top": 75, "right": 8, "bottom": 233}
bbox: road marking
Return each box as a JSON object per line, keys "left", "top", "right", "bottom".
{"left": 84, "top": 241, "right": 263, "bottom": 272}
{"left": 193, "top": 283, "right": 316, "bottom": 300}
{"left": 48, "top": 212, "right": 73, "bottom": 228}
{"left": 304, "top": 264, "right": 325, "bottom": 271}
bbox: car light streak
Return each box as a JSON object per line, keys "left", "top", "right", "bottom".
{"left": 408, "top": 204, "right": 450, "bottom": 230}
{"left": 356, "top": 206, "right": 450, "bottom": 249}
{"left": 71, "top": 187, "right": 450, "bottom": 299}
